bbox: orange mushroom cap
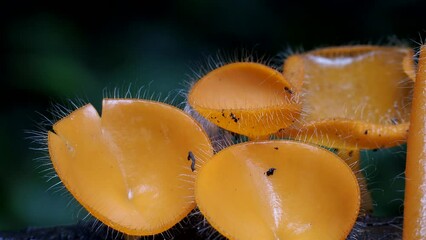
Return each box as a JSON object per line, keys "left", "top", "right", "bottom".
{"left": 277, "top": 45, "right": 414, "bottom": 149}
{"left": 48, "top": 99, "right": 213, "bottom": 236}
{"left": 195, "top": 140, "right": 360, "bottom": 240}
{"left": 188, "top": 62, "right": 301, "bottom": 138}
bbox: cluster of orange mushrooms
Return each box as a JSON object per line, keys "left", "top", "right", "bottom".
{"left": 47, "top": 45, "right": 426, "bottom": 239}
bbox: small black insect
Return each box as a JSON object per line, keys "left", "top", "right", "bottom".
{"left": 187, "top": 151, "right": 196, "bottom": 172}
{"left": 284, "top": 86, "right": 293, "bottom": 95}
{"left": 364, "top": 130, "right": 369, "bottom": 135}
{"left": 274, "top": 147, "right": 279, "bottom": 150}
{"left": 265, "top": 168, "right": 276, "bottom": 176}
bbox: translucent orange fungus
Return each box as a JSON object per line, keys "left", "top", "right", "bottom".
{"left": 404, "top": 45, "right": 426, "bottom": 240}
{"left": 48, "top": 99, "right": 213, "bottom": 236}
{"left": 195, "top": 140, "right": 360, "bottom": 240}
{"left": 188, "top": 62, "right": 301, "bottom": 139}
{"left": 278, "top": 45, "right": 414, "bottom": 150}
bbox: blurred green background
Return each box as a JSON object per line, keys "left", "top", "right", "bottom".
{"left": 1, "top": 0, "right": 425, "bottom": 231}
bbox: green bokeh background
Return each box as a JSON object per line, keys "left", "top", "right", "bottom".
{"left": 1, "top": 0, "right": 425, "bottom": 230}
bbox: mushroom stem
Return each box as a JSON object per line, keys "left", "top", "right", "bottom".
{"left": 336, "top": 149, "right": 373, "bottom": 214}
{"left": 403, "top": 45, "right": 426, "bottom": 240}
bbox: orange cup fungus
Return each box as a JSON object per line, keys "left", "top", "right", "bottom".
{"left": 188, "top": 62, "right": 301, "bottom": 139}
{"left": 195, "top": 140, "right": 360, "bottom": 240}
{"left": 47, "top": 99, "right": 213, "bottom": 236}
{"left": 44, "top": 45, "right": 415, "bottom": 238}
{"left": 278, "top": 45, "right": 415, "bottom": 150}
{"left": 404, "top": 45, "right": 426, "bottom": 240}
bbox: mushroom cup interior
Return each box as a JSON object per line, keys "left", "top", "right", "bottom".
{"left": 48, "top": 99, "right": 213, "bottom": 236}
{"left": 278, "top": 46, "right": 414, "bottom": 149}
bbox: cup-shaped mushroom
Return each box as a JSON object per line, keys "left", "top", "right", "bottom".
{"left": 188, "top": 62, "right": 301, "bottom": 139}
{"left": 277, "top": 45, "right": 415, "bottom": 150}
{"left": 195, "top": 140, "right": 360, "bottom": 240}
{"left": 48, "top": 99, "right": 213, "bottom": 236}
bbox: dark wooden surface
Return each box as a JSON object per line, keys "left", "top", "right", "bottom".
{"left": 0, "top": 216, "right": 403, "bottom": 240}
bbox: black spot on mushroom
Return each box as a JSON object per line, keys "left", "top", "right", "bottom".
{"left": 284, "top": 86, "right": 293, "bottom": 95}
{"left": 265, "top": 168, "right": 276, "bottom": 176}
{"left": 364, "top": 130, "right": 368, "bottom": 135}
{"left": 274, "top": 147, "right": 279, "bottom": 150}
{"left": 187, "top": 151, "right": 196, "bottom": 172}
{"left": 230, "top": 113, "right": 240, "bottom": 123}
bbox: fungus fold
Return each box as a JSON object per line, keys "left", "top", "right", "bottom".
{"left": 48, "top": 99, "right": 213, "bottom": 236}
